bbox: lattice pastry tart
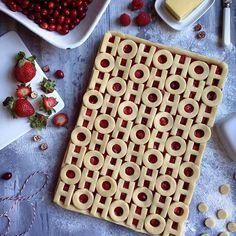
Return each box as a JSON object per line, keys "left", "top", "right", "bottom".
{"left": 54, "top": 32, "right": 228, "bottom": 235}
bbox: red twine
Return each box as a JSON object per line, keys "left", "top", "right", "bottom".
{"left": 0, "top": 171, "right": 49, "bottom": 236}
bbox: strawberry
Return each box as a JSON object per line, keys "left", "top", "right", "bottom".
{"left": 39, "top": 96, "right": 58, "bottom": 115}
{"left": 52, "top": 113, "right": 69, "bottom": 127}
{"left": 29, "top": 113, "right": 48, "bottom": 130}
{"left": 3, "top": 96, "right": 35, "bottom": 118}
{"left": 14, "top": 51, "right": 36, "bottom": 83}
{"left": 16, "top": 84, "right": 32, "bottom": 98}
{"left": 40, "top": 78, "right": 56, "bottom": 94}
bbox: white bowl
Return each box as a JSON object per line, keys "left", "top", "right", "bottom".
{"left": 155, "top": 0, "right": 215, "bottom": 31}
{"left": 0, "top": 0, "right": 111, "bottom": 49}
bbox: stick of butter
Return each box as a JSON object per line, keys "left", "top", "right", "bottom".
{"left": 165, "top": 0, "right": 204, "bottom": 21}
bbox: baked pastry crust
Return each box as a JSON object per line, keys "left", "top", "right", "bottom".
{"left": 54, "top": 32, "right": 228, "bottom": 235}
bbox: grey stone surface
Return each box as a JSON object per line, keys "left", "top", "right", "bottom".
{"left": 0, "top": 0, "right": 235, "bottom": 235}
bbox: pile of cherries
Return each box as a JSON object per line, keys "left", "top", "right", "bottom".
{"left": 2, "top": 0, "right": 92, "bottom": 35}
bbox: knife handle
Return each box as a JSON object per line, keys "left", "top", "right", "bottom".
{"left": 223, "top": 7, "right": 231, "bottom": 46}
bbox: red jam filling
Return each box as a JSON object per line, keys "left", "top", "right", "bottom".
{"left": 148, "top": 154, "right": 157, "bottom": 163}
{"left": 66, "top": 170, "right": 75, "bottom": 179}
{"left": 171, "top": 142, "right": 181, "bottom": 151}
{"left": 161, "top": 181, "right": 170, "bottom": 190}
{"left": 90, "top": 156, "right": 99, "bottom": 165}
{"left": 184, "top": 167, "right": 194, "bottom": 177}
{"left": 112, "top": 144, "right": 121, "bottom": 153}
{"left": 113, "top": 83, "right": 122, "bottom": 91}
{"left": 101, "top": 59, "right": 109, "bottom": 68}
{"left": 148, "top": 93, "right": 157, "bottom": 102}
{"left": 102, "top": 181, "right": 111, "bottom": 190}
{"left": 184, "top": 104, "right": 194, "bottom": 113}
{"left": 138, "top": 192, "right": 147, "bottom": 201}
{"left": 159, "top": 117, "right": 168, "bottom": 126}
{"left": 114, "top": 207, "right": 124, "bottom": 216}
{"left": 79, "top": 194, "right": 88, "bottom": 203}
{"left": 125, "top": 167, "right": 134, "bottom": 176}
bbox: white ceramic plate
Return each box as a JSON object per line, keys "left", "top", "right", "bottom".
{"left": 155, "top": 0, "right": 215, "bottom": 31}
{"left": 0, "top": 0, "right": 111, "bottom": 49}
{"left": 0, "top": 31, "right": 64, "bottom": 150}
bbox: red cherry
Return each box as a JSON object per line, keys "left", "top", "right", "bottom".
{"left": 136, "top": 11, "right": 151, "bottom": 26}
{"left": 55, "top": 70, "right": 64, "bottom": 79}
{"left": 119, "top": 13, "right": 131, "bottom": 27}
{"left": 1, "top": 172, "right": 12, "bottom": 180}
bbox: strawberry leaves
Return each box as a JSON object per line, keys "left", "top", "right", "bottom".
{"left": 16, "top": 83, "right": 32, "bottom": 98}
{"left": 40, "top": 78, "right": 56, "bottom": 94}
{"left": 29, "top": 113, "right": 48, "bottom": 130}
{"left": 2, "top": 96, "right": 16, "bottom": 118}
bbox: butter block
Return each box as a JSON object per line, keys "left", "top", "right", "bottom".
{"left": 165, "top": 0, "right": 204, "bottom": 21}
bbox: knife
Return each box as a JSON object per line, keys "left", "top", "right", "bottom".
{"left": 222, "top": 0, "right": 232, "bottom": 46}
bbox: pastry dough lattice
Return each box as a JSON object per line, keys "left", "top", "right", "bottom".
{"left": 54, "top": 32, "right": 228, "bottom": 235}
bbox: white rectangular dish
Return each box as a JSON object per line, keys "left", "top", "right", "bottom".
{"left": 155, "top": 0, "right": 215, "bottom": 31}
{"left": 0, "top": 31, "right": 64, "bottom": 150}
{"left": 217, "top": 113, "right": 236, "bottom": 162}
{"left": 0, "top": 0, "right": 111, "bottom": 49}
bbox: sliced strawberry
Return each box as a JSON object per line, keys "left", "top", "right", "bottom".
{"left": 52, "top": 113, "right": 69, "bottom": 127}
{"left": 16, "top": 84, "right": 32, "bottom": 98}
{"left": 39, "top": 96, "right": 58, "bottom": 115}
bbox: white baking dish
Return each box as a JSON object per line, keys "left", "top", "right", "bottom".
{"left": 0, "top": 0, "right": 111, "bottom": 49}
{"left": 155, "top": 0, "right": 215, "bottom": 31}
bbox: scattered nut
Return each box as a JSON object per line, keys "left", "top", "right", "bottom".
{"left": 216, "top": 209, "right": 228, "bottom": 219}
{"left": 194, "top": 23, "right": 202, "bottom": 31}
{"left": 227, "top": 222, "right": 236, "bottom": 232}
{"left": 40, "top": 143, "right": 48, "bottom": 151}
{"left": 30, "top": 91, "right": 38, "bottom": 99}
{"left": 42, "top": 65, "right": 50, "bottom": 73}
{"left": 197, "top": 31, "right": 206, "bottom": 39}
{"left": 219, "top": 184, "right": 230, "bottom": 195}
{"left": 218, "top": 232, "right": 229, "bottom": 236}
{"left": 197, "top": 202, "right": 209, "bottom": 213}
{"left": 204, "top": 218, "right": 215, "bottom": 228}
{"left": 32, "top": 135, "right": 42, "bottom": 142}
{"left": 1, "top": 172, "right": 12, "bottom": 180}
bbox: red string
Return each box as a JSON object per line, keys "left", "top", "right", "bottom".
{"left": 0, "top": 171, "right": 49, "bottom": 236}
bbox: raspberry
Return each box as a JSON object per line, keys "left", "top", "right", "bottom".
{"left": 136, "top": 11, "right": 151, "bottom": 26}
{"left": 119, "top": 13, "right": 131, "bottom": 26}
{"left": 131, "top": 0, "right": 144, "bottom": 10}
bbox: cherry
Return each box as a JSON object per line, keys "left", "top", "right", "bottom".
{"left": 55, "top": 70, "right": 64, "bottom": 79}
{"left": 1, "top": 172, "right": 12, "bottom": 180}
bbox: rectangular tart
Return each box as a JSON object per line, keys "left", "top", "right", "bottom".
{"left": 54, "top": 32, "right": 228, "bottom": 235}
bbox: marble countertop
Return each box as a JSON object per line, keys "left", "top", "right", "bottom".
{"left": 0, "top": 1, "right": 235, "bottom": 235}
